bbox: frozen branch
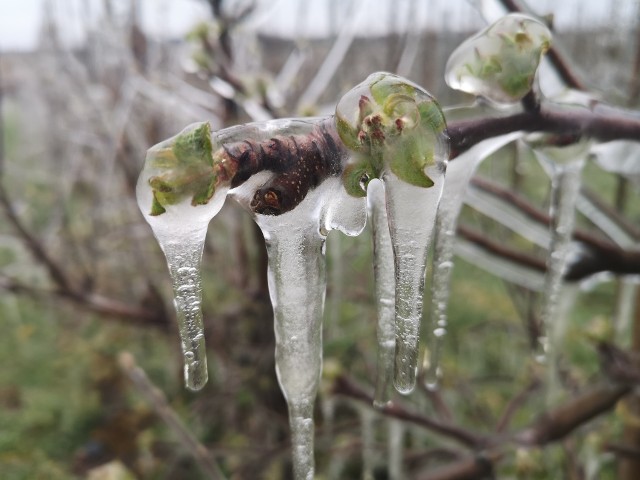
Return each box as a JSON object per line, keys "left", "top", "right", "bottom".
{"left": 466, "top": 176, "right": 640, "bottom": 280}
{"left": 447, "top": 105, "right": 640, "bottom": 158}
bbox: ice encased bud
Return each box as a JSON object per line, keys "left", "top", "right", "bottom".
{"left": 137, "top": 122, "right": 232, "bottom": 392}
{"left": 445, "top": 13, "right": 552, "bottom": 105}
{"left": 137, "top": 122, "right": 231, "bottom": 221}
{"left": 335, "top": 72, "right": 448, "bottom": 196}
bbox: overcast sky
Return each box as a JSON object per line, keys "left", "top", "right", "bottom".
{"left": 0, "top": 0, "right": 637, "bottom": 51}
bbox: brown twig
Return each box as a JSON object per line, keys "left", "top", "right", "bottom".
{"left": 515, "top": 384, "right": 630, "bottom": 445}
{"left": 456, "top": 223, "right": 547, "bottom": 273}
{"left": 0, "top": 275, "right": 167, "bottom": 327}
{"left": 580, "top": 187, "right": 640, "bottom": 242}
{"left": 605, "top": 442, "right": 640, "bottom": 460}
{"left": 118, "top": 352, "right": 227, "bottom": 480}
{"left": 447, "top": 105, "right": 640, "bottom": 158}
{"left": 332, "top": 375, "right": 485, "bottom": 448}
{"left": 416, "top": 382, "right": 630, "bottom": 479}
{"left": 417, "top": 450, "right": 502, "bottom": 480}
{"left": 495, "top": 377, "right": 541, "bottom": 433}
{"left": 0, "top": 184, "right": 75, "bottom": 293}
{"left": 468, "top": 176, "right": 640, "bottom": 281}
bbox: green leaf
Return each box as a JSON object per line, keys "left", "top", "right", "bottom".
{"left": 388, "top": 133, "right": 435, "bottom": 188}
{"left": 417, "top": 101, "right": 447, "bottom": 135}
{"left": 369, "top": 74, "right": 415, "bottom": 107}
{"left": 150, "top": 193, "right": 166, "bottom": 216}
{"left": 335, "top": 115, "right": 362, "bottom": 152}
{"left": 146, "top": 122, "right": 217, "bottom": 215}
{"left": 172, "top": 122, "right": 214, "bottom": 168}
{"left": 342, "top": 157, "right": 376, "bottom": 197}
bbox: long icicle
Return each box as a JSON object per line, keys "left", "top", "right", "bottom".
{"left": 262, "top": 227, "right": 325, "bottom": 480}
{"left": 384, "top": 168, "right": 445, "bottom": 394}
{"left": 423, "top": 132, "right": 521, "bottom": 389}
{"left": 367, "top": 180, "right": 396, "bottom": 407}
{"left": 156, "top": 228, "right": 209, "bottom": 391}
{"left": 533, "top": 142, "right": 587, "bottom": 366}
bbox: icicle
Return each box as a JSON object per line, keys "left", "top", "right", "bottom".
{"left": 388, "top": 419, "right": 405, "bottom": 480}
{"left": 367, "top": 179, "right": 396, "bottom": 407}
{"left": 228, "top": 117, "right": 367, "bottom": 480}
{"left": 360, "top": 408, "right": 376, "bottom": 480}
{"left": 335, "top": 73, "right": 449, "bottom": 394}
{"left": 614, "top": 279, "right": 639, "bottom": 346}
{"left": 384, "top": 169, "right": 445, "bottom": 394}
{"left": 423, "top": 132, "right": 521, "bottom": 390}
{"left": 137, "top": 122, "right": 231, "bottom": 391}
{"left": 445, "top": 13, "right": 552, "bottom": 107}
{"left": 591, "top": 140, "right": 640, "bottom": 187}
{"left": 528, "top": 132, "right": 590, "bottom": 368}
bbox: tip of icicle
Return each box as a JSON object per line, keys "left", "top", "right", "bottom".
{"left": 393, "top": 380, "right": 416, "bottom": 395}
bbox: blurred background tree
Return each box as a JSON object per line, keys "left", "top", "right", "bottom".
{"left": 0, "top": 0, "right": 639, "bottom": 478}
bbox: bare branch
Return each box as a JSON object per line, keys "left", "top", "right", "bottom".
{"left": 118, "top": 352, "right": 227, "bottom": 480}
{"left": 515, "top": 384, "right": 630, "bottom": 445}
{"left": 447, "top": 106, "right": 640, "bottom": 158}
{"left": 495, "top": 378, "right": 541, "bottom": 433}
{"left": 0, "top": 275, "right": 168, "bottom": 327}
{"left": 332, "top": 375, "right": 485, "bottom": 448}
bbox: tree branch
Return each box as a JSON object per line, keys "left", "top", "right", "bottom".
{"left": 118, "top": 352, "right": 227, "bottom": 480}
{"left": 447, "top": 105, "right": 640, "bottom": 158}
{"left": 0, "top": 275, "right": 168, "bottom": 327}
{"left": 332, "top": 375, "right": 485, "bottom": 448}
{"left": 515, "top": 384, "right": 630, "bottom": 445}
{"left": 417, "top": 382, "right": 630, "bottom": 479}
{"left": 466, "top": 176, "right": 640, "bottom": 281}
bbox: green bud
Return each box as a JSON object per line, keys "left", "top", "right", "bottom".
{"left": 145, "top": 122, "right": 218, "bottom": 216}
{"left": 335, "top": 72, "right": 448, "bottom": 194}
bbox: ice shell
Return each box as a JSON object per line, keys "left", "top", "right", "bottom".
{"left": 445, "top": 14, "right": 552, "bottom": 105}
{"left": 335, "top": 72, "right": 449, "bottom": 193}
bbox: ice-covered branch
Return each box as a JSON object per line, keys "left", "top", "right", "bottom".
{"left": 464, "top": 176, "right": 640, "bottom": 280}
{"left": 447, "top": 106, "right": 640, "bottom": 158}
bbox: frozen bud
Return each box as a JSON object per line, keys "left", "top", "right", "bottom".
{"left": 445, "top": 14, "right": 552, "bottom": 105}
{"left": 335, "top": 72, "right": 448, "bottom": 196}
{"left": 137, "top": 122, "right": 232, "bottom": 217}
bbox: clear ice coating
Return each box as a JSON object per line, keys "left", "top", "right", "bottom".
{"left": 527, "top": 131, "right": 590, "bottom": 366}
{"left": 367, "top": 180, "right": 396, "bottom": 407}
{"left": 388, "top": 419, "right": 405, "bottom": 480}
{"left": 445, "top": 13, "right": 551, "bottom": 106}
{"left": 138, "top": 71, "right": 448, "bottom": 477}
{"left": 336, "top": 72, "right": 449, "bottom": 394}
{"left": 229, "top": 117, "right": 367, "bottom": 480}
{"left": 137, "top": 123, "right": 231, "bottom": 391}
{"left": 423, "top": 131, "right": 521, "bottom": 390}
